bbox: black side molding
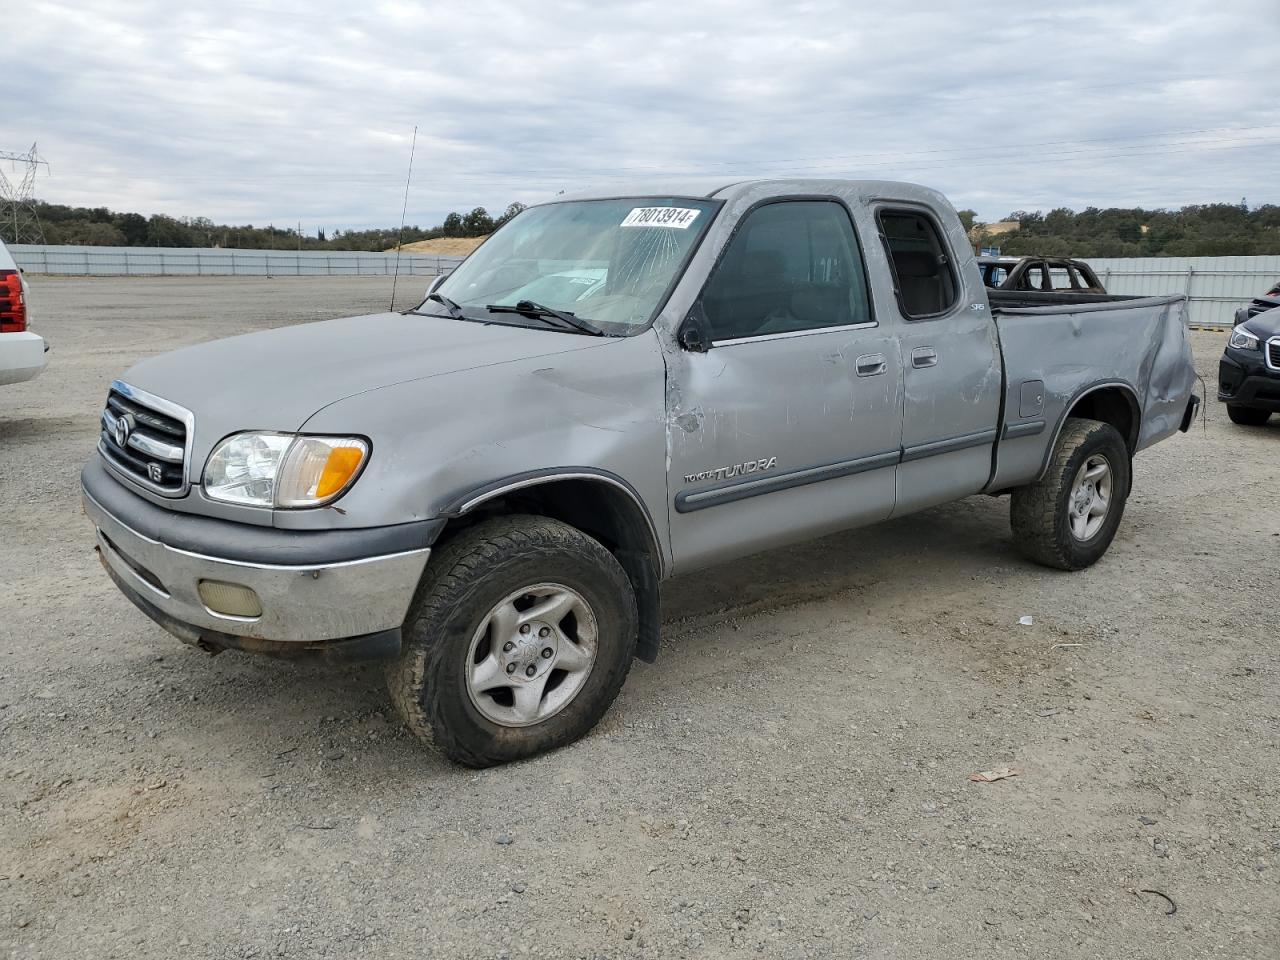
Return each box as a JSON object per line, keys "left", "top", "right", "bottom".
{"left": 675, "top": 450, "right": 899, "bottom": 513}
{"left": 900, "top": 428, "right": 998, "bottom": 463}
{"left": 676, "top": 427, "right": 1009, "bottom": 514}
{"left": 1002, "top": 419, "right": 1047, "bottom": 440}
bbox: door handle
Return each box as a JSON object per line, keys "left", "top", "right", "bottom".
{"left": 856, "top": 353, "right": 887, "bottom": 377}
{"left": 911, "top": 346, "right": 938, "bottom": 369}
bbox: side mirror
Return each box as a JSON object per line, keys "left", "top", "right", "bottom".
{"left": 678, "top": 303, "right": 713, "bottom": 353}
{"left": 426, "top": 274, "right": 446, "bottom": 296}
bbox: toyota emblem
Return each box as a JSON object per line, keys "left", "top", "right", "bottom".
{"left": 114, "top": 413, "right": 134, "bottom": 448}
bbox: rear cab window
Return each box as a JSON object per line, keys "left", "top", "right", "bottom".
{"left": 877, "top": 210, "right": 959, "bottom": 319}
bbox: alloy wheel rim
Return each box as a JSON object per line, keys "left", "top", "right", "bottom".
{"left": 464, "top": 582, "right": 598, "bottom": 728}
{"left": 1068, "top": 453, "right": 1112, "bottom": 542}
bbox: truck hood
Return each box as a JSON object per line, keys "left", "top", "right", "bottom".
{"left": 122, "top": 310, "right": 609, "bottom": 443}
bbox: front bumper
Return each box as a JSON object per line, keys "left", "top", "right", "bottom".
{"left": 1218, "top": 352, "right": 1280, "bottom": 412}
{"left": 82, "top": 458, "right": 440, "bottom": 659}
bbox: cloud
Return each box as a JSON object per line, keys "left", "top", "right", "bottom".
{"left": 10, "top": 0, "right": 1280, "bottom": 229}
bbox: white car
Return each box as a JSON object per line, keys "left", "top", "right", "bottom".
{"left": 0, "top": 237, "right": 46, "bottom": 386}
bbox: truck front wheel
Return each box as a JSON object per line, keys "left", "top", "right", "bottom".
{"left": 387, "top": 515, "right": 639, "bottom": 767}
{"left": 1009, "top": 417, "right": 1131, "bottom": 571}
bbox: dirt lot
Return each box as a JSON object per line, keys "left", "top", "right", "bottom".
{"left": 391, "top": 236, "right": 487, "bottom": 256}
{"left": 1, "top": 277, "right": 1276, "bottom": 959}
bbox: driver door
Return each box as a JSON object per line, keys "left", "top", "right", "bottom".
{"left": 665, "top": 199, "right": 903, "bottom": 573}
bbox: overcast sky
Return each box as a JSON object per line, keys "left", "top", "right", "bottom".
{"left": 10, "top": 0, "right": 1280, "bottom": 231}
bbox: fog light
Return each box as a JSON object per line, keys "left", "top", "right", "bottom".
{"left": 198, "top": 580, "right": 263, "bottom": 618}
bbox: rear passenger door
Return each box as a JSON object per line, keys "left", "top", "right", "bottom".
{"left": 876, "top": 206, "right": 1002, "bottom": 515}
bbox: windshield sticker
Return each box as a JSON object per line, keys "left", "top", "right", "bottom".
{"left": 620, "top": 207, "right": 701, "bottom": 229}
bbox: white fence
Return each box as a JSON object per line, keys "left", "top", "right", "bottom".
{"left": 8, "top": 244, "right": 1276, "bottom": 327}
{"left": 8, "top": 244, "right": 464, "bottom": 278}
{"left": 1082, "top": 255, "right": 1279, "bottom": 329}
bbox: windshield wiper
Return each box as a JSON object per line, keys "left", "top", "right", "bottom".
{"left": 485, "top": 300, "right": 605, "bottom": 336}
{"left": 425, "top": 292, "right": 466, "bottom": 320}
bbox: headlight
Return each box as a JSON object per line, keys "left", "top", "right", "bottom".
{"left": 1229, "top": 325, "right": 1260, "bottom": 351}
{"left": 203, "top": 433, "right": 368, "bottom": 508}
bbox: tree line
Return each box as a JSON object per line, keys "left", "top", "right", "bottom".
{"left": 14, "top": 198, "right": 1280, "bottom": 257}
{"left": 973, "top": 201, "right": 1280, "bottom": 258}
{"left": 14, "top": 200, "right": 527, "bottom": 250}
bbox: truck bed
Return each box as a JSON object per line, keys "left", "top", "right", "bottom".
{"left": 986, "top": 294, "right": 1195, "bottom": 491}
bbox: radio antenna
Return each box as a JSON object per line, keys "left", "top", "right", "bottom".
{"left": 390, "top": 124, "right": 418, "bottom": 311}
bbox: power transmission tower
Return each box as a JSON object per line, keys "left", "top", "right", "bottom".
{"left": 0, "top": 143, "right": 50, "bottom": 244}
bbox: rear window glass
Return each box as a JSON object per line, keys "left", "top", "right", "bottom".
{"left": 879, "top": 211, "right": 958, "bottom": 318}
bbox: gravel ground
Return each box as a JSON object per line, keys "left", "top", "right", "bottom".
{"left": 1, "top": 276, "right": 1277, "bottom": 960}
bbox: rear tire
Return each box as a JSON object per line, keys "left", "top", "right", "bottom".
{"left": 387, "top": 515, "right": 638, "bottom": 767}
{"left": 1227, "top": 404, "right": 1271, "bottom": 426}
{"left": 1010, "top": 417, "right": 1130, "bottom": 571}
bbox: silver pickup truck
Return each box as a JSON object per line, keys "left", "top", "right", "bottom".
{"left": 82, "top": 180, "right": 1198, "bottom": 766}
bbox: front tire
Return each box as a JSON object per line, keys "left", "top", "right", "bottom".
{"left": 387, "top": 515, "right": 638, "bottom": 767}
{"left": 1227, "top": 404, "right": 1271, "bottom": 426}
{"left": 1010, "top": 417, "right": 1131, "bottom": 571}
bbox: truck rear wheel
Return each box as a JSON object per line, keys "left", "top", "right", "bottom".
{"left": 1010, "top": 417, "right": 1130, "bottom": 571}
{"left": 1227, "top": 404, "right": 1271, "bottom": 426}
{"left": 387, "top": 514, "right": 638, "bottom": 767}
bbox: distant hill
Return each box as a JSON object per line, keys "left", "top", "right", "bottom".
{"left": 974, "top": 202, "right": 1280, "bottom": 258}
{"left": 389, "top": 236, "right": 487, "bottom": 256}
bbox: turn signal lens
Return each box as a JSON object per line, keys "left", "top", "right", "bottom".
{"left": 204, "top": 433, "right": 369, "bottom": 508}
{"left": 275, "top": 436, "right": 368, "bottom": 507}
{"left": 317, "top": 446, "right": 365, "bottom": 498}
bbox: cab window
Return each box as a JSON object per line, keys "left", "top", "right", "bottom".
{"left": 879, "top": 210, "right": 958, "bottom": 318}
{"left": 700, "top": 200, "right": 873, "bottom": 342}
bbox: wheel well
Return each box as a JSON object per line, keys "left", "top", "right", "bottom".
{"left": 436, "top": 478, "right": 664, "bottom": 663}
{"left": 1065, "top": 386, "right": 1140, "bottom": 453}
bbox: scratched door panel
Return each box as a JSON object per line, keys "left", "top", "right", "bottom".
{"left": 665, "top": 328, "right": 902, "bottom": 574}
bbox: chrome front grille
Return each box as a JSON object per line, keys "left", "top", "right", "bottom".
{"left": 99, "top": 381, "right": 193, "bottom": 496}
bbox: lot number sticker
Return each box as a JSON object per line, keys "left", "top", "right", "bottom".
{"left": 621, "top": 207, "right": 701, "bottom": 229}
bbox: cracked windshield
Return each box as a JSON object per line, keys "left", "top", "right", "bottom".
{"left": 435, "top": 198, "right": 717, "bottom": 331}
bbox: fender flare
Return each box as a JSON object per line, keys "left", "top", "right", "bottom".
{"left": 1036, "top": 380, "right": 1141, "bottom": 481}
{"left": 440, "top": 467, "right": 664, "bottom": 567}
{"left": 439, "top": 467, "right": 667, "bottom": 662}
